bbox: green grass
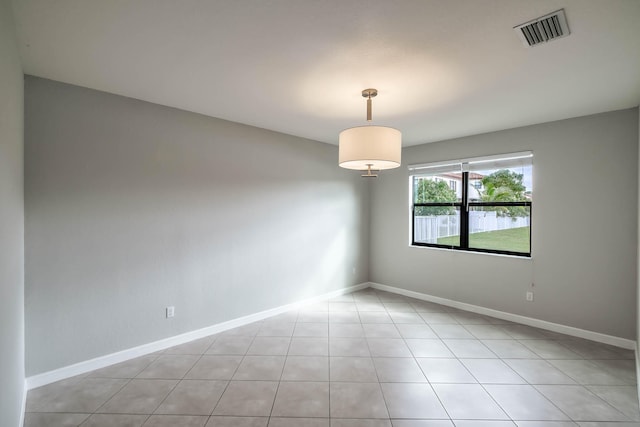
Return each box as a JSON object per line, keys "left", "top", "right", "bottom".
{"left": 437, "top": 226, "right": 530, "bottom": 253}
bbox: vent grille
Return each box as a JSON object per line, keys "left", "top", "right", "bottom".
{"left": 514, "top": 9, "right": 570, "bottom": 47}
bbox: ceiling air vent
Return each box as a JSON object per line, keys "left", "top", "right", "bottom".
{"left": 514, "top": 9, "right": 570, "bottom": 47}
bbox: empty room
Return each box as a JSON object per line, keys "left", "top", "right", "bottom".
{"left": 2, "top": 1, "right": 640, "bottom": 426}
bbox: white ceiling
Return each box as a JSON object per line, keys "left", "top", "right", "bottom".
{"left": 12, "top": 0, "right": 640, "bottom": 147}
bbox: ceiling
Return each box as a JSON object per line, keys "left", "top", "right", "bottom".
{"left": 12, "top": 0, "right": 640, "bottom": 147}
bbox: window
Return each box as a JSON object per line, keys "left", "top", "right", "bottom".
{"left": 410, "top": 152, "right": 532, "bottom": 257}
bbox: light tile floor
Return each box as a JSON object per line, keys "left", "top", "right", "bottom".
{"left": 24, "top": 289, "right": 640, "bottom": 427}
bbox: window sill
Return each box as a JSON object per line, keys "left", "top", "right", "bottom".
{"left": 409, "top": 244, "right": 532, "bottom": 260}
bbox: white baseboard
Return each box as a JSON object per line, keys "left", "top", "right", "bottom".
{"left": 19, "top": 379, "right": 27, "bottom": 427}
{"left": 369, "top": 282, "right": 636, "bottom": 350}
{"left": 636, "top": 345, "right": 640, "bottom": 407}
{"left": 25, "top": 280, "right": 635, "bottom": 391}
{"left": 26, "top": 282, "right": 369, "bottom": 390}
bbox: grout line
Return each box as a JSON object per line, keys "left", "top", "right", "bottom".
{"left": 90, "top": 374, "right": 136, "bottom": 418}
{"left": 25, "top": 287, "right": 638, "bottom": 425}
{"left": 209, "top": 329, "right": 259, "bottom": 417}
{"left": 362, "top": 316, "right": 392, "bottom": 420}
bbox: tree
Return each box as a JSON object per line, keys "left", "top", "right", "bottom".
{"left": 414, "top": 179, "right": 457, "bottom": 216}
{"left": 480, "top": 169, "right": 528, "bottom": 217}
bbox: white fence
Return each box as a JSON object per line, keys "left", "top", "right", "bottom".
{"left": 415, "top": 211, "right": 530, "bottom": 244}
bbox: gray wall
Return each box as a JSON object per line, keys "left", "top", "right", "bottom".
{"left": 0, "top": 0, "right": 25, "bottom": 425}
{"left": 371, "top": 109, "right": 639, "bottom": 340}
{"left": 25, "top": 77, "right": 370, "bottom": 375}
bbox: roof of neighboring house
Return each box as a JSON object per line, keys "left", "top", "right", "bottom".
{"left": 437, "top": 172, "right": 484, "bottom": 180}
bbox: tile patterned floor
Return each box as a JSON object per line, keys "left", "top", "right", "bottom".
{"left": 24, "top": 289, "right": 640, "bottom": 427}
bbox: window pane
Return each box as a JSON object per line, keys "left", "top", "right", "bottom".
{"left": 469, "top": 206, "right": 531, "bottom": 253}
{"left": 414, "top": 207, "right": 460, "bottom": 247}
{"left": 468, "top": 163, "right": 532, "bottom": 203}
{"left": 413, "top": 175, "right": 462, "bottom": 204}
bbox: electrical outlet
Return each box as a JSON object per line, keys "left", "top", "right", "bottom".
{"left": 526, "top": 291, "right": 534, "bottom": 302}
{"left": 166, "top": 306, "right": 175, "bottom": 318}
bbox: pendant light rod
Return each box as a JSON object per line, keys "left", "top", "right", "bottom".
{"left": 361, "top": 164, "right": 378, "bottom": 178}
{"left": 362, "top": 88, "right": 377, "bottom": 122}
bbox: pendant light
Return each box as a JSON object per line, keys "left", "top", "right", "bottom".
{"left": 338, "top": 88, "right": 402, "bottom": 177}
